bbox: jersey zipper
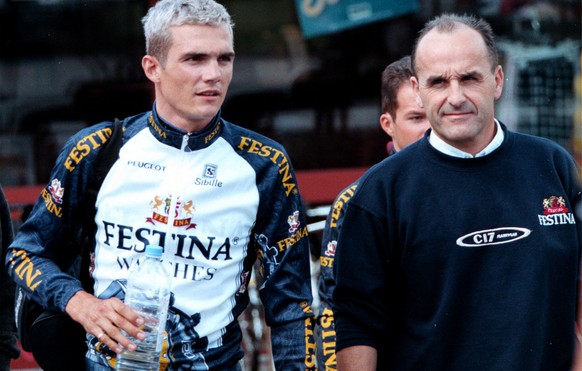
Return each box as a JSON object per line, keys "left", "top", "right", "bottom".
{"left": 160, "top": 134, "right": 191, "bottom": 263}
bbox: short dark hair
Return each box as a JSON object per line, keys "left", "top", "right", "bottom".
{"left": 381, "top": 55, "right": 414, "bottom": 120}
{"left": 411, "top": 14, "right": 498, "bottom": 74}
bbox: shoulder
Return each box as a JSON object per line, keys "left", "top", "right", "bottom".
{"left": 499, "top": 121, "right": 562, "bottom": 152}
{"left": 332, "top": 181, "right": 359, "bottom": 205}
{"left": 328, "top": 180, "right": 360, "bottom": 219}
{"left": 60, "top": 112, "right": 149, "bottom": 173}
{"left": 62, "top": 112, "right": 147, "bottom": 153}
{"left": 222, "top": 118, "right": 287, "bottom": 153}
{"left": 222, "top": 120, "right": 303, "bottom": 198}
{"left": 60, "top": 122, "right": 117, "bottom": 173}
{"left": 359, "top": 139, "right": 428, "bottom": 183}
{"left": 119, "top": 112, "right": 149, "bottom": 139}
{"left": 220, "top": 119, "right": 294, "bottom": 174}
{"left": 510, "top": 130, "right": 566, "bottom": 151}
{"left": 506, "top": 129, "right": 576, "bottom": 167}
{"left": 348, "top": 139, "right": 433, "bottom": 213}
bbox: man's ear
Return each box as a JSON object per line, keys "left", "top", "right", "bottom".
{"left": 142, "top": 55, "right": 161, "bottom": 83}
{"left": 410, "top": 76, "right": 424, "bottom": 108}
{"left": 379, "top": 112, "right": 395, "bottom": 137}
{"left": 493, "top": 65, "right": 504, "bottom": 100}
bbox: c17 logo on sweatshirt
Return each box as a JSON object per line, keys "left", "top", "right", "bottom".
{"left": 456, "top": 227, "right": 531, "bottom": 247}
{"left": 538, "top": 195, "right": 576, "bottom": 226}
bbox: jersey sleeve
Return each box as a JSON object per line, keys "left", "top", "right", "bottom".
{"left": 316, "top": 182, "right": 358, "bottom": 369}
{"left": 5, "top": 122, "right": 115, "bottom": 312}
{"left": 246, "top": 142, "right": 316, "bottom": 370}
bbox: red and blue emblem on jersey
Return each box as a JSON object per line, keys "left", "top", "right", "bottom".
{"left": 147, "top": 194, "right": 197, "bottom": 229}
{"left": 48, "top": 178, "right": 65, "bottom": 204}
{"left": 538, "top": 195, "right": 575, "bottom": 226}
{"left": 288, "top": 210, "right": 300, "bottom": 233}
{"left": 325, "top": 240, "right": 336, "bottom": 257}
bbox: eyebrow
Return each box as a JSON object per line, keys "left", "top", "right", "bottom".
{"left": 425, "top": 75, "right": 445, "bottom": 86}
{"left": 425, "top": 70, "right": 483, "bottom": 85}
{"left": 220, "top": 52, "right": 236, "bottom": 59}
{"left": 183, "top": 51, "right": 236, "bottom": 59}
{"left": 460, "top": 71, "right": 483, "bottom": 80}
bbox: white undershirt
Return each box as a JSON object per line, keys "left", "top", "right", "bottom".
{"left": 428, "top": 120, "right": 504, "bottom": 158}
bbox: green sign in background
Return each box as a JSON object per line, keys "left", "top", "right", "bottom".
{"left": 296, "top": 0, "right": 419, "bottom": 38}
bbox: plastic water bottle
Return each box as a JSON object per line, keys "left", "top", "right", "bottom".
{"left": 116, "top": 245, "right": 171, "bottom": 371}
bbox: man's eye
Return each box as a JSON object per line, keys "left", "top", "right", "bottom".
{"left": 185, "top": 55, "right": 204, "bottom": 62}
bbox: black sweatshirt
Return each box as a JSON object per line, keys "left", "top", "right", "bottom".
{"left": 333, "top": 125, "right": 582, "bottom": 370}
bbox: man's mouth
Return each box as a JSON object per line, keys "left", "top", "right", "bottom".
{"left": 198, "top": 90, "right": 220, "bottom": 97}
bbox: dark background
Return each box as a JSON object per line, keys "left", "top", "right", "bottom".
{"left": 0, "top": 0, "right": 580, "bottom": 185}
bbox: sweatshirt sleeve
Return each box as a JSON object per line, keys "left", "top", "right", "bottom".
{"left": 332, "top": 188, "right": 392, "bottom": 352}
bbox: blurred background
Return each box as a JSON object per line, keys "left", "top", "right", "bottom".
{"left": 0, "top": 0, "right": 580, "bottom": 187}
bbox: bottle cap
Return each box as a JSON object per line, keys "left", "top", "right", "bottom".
{"left": 145, "top": 244, "right": 163, "bottom": 258}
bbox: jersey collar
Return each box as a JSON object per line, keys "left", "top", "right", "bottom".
{"left": 148, "top": 104, "right": 224, "bottom": 151}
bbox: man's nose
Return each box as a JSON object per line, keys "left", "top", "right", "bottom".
{"left": 447, "top": 81, "right": 466, "bottom": 107}
{"left": 203, "top": 60, "right": 221, "bottom": 81}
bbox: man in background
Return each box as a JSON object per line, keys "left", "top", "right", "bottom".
{"left": 315, "top": 55, "right": 429, "bottom": 369}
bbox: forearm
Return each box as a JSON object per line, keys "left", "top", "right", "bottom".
{"left": 315, "top": 304, "right": 336, "bottom": 370}
{"left": 6, "top": 247, "right": 83, "bottom": 311}
{"left": 337, "top": 345, "right": 377, "bottom": 371}
{"left": 270, "top": 317, "right": 317, "bottom": 370}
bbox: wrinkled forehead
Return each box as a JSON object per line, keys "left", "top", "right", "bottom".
{"left": 415, "top": 27, "right": 490, "bottom": 76}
